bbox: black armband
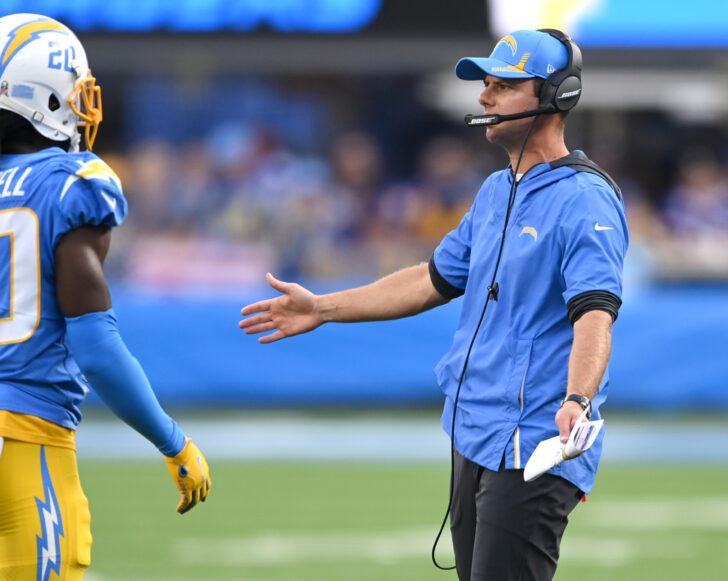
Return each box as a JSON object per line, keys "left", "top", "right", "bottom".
{"left": 428, "top": 255, "right": 465, "bottom": 300}
{"left": 566, "top": 290, "right": 622, "bottom": 325}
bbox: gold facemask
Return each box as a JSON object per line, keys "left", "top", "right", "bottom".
{"left": 68, "top": 72, "right": 102, "bottom": 151}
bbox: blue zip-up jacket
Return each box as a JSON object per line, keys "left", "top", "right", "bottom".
{"left": 432, "top": 151, "right": 628, "bottom": 493}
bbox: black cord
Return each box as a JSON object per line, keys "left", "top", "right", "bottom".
{"left": 431, "top": 117, "right": 539, "bottom": 571}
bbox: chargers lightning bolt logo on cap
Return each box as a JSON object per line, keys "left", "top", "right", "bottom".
{"left": 496, "top": 35, "right": 517, "bottom": 56}
{"left": 35, "top": 445, "right": 64, "bottom": 581}
{"left": 0, "top": 18, "right": 70, "bottom": 77}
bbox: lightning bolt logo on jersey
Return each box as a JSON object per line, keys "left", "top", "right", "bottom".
{"left": 0, "top": 147, "right": 127, "bottom": 430}
{"left": 60, "top": 159, "right": 122, "bottom": 206}
{"left": 35, "top": 445, "right": 64, "bottom": 581}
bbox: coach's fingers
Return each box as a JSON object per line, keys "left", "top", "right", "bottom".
{"left": 244, "top": 321, "right": 279, "bottom": 335}
{"left": 258, "top": 330, "right": 286, "bottom": 344}
{"left": 555, "top": 404, "right": 577, "bottom": 443}
{"left": 266, "top": 272, "right": 293, "bottom": 294}
{"left": 556, "top": 403, "right": 588, "bottom": 443}
{"left": 241, "top": 299, "right": 275, "bottom": 316}
{"left": 239, "top": 312, "right": 270, "bottom": 328}
{"left": 557, "top": 421, "right": 571, "bottom": 443}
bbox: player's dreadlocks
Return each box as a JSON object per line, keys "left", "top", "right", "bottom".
{"left": 0, "top": 109, "right": 70, "bottom": 155}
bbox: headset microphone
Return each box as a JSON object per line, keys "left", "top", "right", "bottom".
{"left": 464, "top": 106, "right": 555, "bottom": 127}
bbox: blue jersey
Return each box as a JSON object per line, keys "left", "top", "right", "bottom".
{"left": 433, "top": 152, "right": 628, "bottom": 493}
{"left": 0, "top": 147, "right": 127, "bottom": 429}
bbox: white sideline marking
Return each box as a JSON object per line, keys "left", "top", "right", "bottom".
{"left": 174, "top": 528, "right": 451, "bottom": 566}
{"left": 172, "top": 499, "right": 728, "bottom": 568}
{"left": 562, "top": 539, "right": 635, "bottom": 567}
{"left": 561, "top": 537, "right": 703, "bottom": 567}
{"left": 579, "top": 497, "right": 728, "bottom": 529}
{"left": 87, "top": 571, "right": 299, "bottom": 581}
{"left": 89, "top": 577, "right": 288, "bottom": 581}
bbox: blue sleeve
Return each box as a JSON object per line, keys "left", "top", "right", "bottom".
{"left": 65, "top": 309, "right": 186, "bottom": 457}
{"left": 560, "top": 177, "right": 629, "bottom": 304}
{"left": 432, "top": 207, "right": 473, "bottom": 292}
{"left": 51, "top": 154, "right": 128, "bottom": 248}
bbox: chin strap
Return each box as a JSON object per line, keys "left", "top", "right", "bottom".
{"left": 0, "top": 93, "right": 77, "bottom": 143}
{"left": 68, "top": 133, "right": 81, "bottom": 153}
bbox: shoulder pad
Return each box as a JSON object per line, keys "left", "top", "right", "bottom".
{"left": 58, "top": 153, "right": 123, "bottom": 201}
{"left": 52, "top": 153, "right": 128, "bottom": 240}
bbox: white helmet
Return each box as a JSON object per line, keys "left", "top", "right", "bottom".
{"left": 0, "top": 13, "right": 102, "bottom": 151}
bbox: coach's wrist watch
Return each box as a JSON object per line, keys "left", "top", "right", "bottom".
{"left": 560, "top": 394, "right": 592, "bottom": 419}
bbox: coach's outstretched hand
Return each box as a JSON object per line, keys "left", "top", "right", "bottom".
{"left": 239, "top": 272, "right": 323, "bottom": 343}
{"left": 165, "top": 439, "right": 211, "bottom": 514}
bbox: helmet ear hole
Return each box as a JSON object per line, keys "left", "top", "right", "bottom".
{"left": 48, "top": 94, "right": 61, "bottom": 112}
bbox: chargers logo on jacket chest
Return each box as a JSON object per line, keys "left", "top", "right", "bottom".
{"left": 519, "top": 226, "right": 538, "bottom": 241}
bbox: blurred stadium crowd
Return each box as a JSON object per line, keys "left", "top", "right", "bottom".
{"left": 97, "top": 79, "right": 728, "bottom": 291}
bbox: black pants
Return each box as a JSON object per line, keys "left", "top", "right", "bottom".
{"left": 450, "top": 450, "right": 584, "bottom": 581}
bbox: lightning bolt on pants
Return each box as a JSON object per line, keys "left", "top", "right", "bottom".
{"left": 0, "top": 439, "right": 91, "bottom": 580}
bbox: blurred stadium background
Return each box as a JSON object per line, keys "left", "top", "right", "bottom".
{"left": 3, "top": 0, "right": 728, "bottom": 578}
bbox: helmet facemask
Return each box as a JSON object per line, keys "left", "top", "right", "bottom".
{"left": 68, "top": 72, "right": 102, "bottom": 151}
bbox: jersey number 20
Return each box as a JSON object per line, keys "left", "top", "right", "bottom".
{"left": 0, "top": 208, "right": 41, "bottom": 344}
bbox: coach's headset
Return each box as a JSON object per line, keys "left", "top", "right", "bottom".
{"left": 433, "top": 30, "right": 584, "bottom": 571}
{"left": 464, "top": 28, "right": 583, "bottom": 127}
{"left": 539, "top": 28, "right": 582, "bottom": 111}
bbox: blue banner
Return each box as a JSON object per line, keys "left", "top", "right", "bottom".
{"left": 0, "top": 0, "right": 382, "bottom": 33}
{"left": 82, "top": 282, "right": 728, "bottom": 412}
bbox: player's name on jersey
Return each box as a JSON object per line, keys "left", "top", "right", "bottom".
{"left": 0, "top": 167, "right": 32, "bottom": 198}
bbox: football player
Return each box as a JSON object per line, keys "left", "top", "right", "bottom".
{"left": 0, "top": 13, "right": 211, "bottom": 580}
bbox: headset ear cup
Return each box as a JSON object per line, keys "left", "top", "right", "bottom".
{"left": 553, "top": 75, "right": 582, "bottom": 111}
{"left": 536, "top": 28, "right": 582, "bottom": 113}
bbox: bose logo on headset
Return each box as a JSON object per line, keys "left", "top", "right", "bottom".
{"left": 557, "top": 88, "right": 582, "bottom": 100}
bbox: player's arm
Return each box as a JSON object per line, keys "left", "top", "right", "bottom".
{"left": 55, "top": 225, "right": 211, "bottom": 514}
{"left": 240, "top": 262, "right": 449, "bottom": 344}
{"left": 555, "top": 309, "right": 613, "bottom": 442}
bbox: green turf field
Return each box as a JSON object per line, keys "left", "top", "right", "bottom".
{"left": 81, "top": 461, "right": 728, "bottom": 581}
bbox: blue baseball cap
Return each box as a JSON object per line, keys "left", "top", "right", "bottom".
{"left": 456, "top": 29, "right": 569, "bottom": 80}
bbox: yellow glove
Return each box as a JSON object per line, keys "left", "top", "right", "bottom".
{"left": 165, "top": 439, "right": 211, "bottom": 514}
